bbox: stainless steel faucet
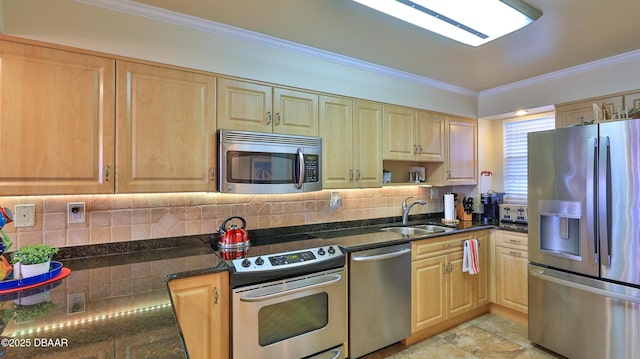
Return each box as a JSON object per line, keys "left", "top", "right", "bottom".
{"left": 402, "top": 196, "right": 427, "bottom": 224}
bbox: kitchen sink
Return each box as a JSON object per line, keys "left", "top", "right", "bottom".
{"left": 379, "top": 224, "right": 454, "bottom": 236}
{"left": 379, "top": 227, "right": 432, "bottom": 236}
{"left": 411, "top": 224, "right": 455, "bottom": 233}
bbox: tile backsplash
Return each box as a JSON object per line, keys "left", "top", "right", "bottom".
{"left": 0, "top": 186, "right": 444, "bottom": 249}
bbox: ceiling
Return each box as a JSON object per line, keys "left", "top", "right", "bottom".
{"left": 131, "top": 0, "right": 640, "bottom": 92}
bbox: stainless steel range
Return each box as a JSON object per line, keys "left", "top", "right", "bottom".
{"left": 228, "top": 239, "right": 346, "bottom": 359}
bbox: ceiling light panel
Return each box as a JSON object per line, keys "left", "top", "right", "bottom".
{"left": 352, "top": 0, "right": 541, "bottom": 47}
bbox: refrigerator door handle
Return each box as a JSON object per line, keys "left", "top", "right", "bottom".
{"left": 586, "top": 137, "right": 598, "bottom": 264}
{"left": 530, "top": 269, "right": 640, "bottom": 304}
{"left": 598, "top": 136, "right": 612, "bottom": 266}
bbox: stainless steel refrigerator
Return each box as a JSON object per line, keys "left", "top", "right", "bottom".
{"left": 528, "top": 119, "right": 640, "bottom": 359}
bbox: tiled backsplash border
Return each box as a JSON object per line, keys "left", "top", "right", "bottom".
{"left": 0, "top": 186, "right": 445, "bottom": 250}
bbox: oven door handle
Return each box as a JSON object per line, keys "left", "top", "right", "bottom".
{"left": 240, "top": 274, "right": 342, "bottom": 302}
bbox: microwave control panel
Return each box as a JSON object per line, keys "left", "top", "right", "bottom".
{"left": 304, "top": 154, "right": 319, "bottom": 183}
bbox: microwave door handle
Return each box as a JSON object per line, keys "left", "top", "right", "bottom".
{"left": 295, "top": 148, "right": 304, "bottom": 189}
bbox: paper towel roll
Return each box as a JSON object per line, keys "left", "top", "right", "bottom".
{"left": 444, "top": 194, "right": 455, "bottom": 221}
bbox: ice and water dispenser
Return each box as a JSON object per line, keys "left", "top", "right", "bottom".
{"left": 538, "top": 200, "right": 582, "bottom": 260}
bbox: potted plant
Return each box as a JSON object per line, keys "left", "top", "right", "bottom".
{"left": 11, "top": 244, "right": 59, "bottom": 278}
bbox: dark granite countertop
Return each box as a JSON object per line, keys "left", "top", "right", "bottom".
{"left": 0, "top": 235, "right": 224, "bottom": 359}
{"left": 0, "top": 215, "right": 519, "bottom": 359}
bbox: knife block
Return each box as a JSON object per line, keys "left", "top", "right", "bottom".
{"left": 457, "top": 205, "right": 473, "bottom": 221}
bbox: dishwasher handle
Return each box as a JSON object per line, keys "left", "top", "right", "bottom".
{"left": 352, "top": 248, "right": 411, "bottom": 262}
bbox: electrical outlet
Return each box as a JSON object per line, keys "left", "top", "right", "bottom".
{"left": 430, "top": 188, "right": 440, "bottom": 200}
{"left": 14, "top": 204, "right": 35, "bottom": 227}
{"left": 68, "top": 202, "right": 86, "bottom": 224}
{"left": 329, "top": 192, "right": 342, "bottom": 211}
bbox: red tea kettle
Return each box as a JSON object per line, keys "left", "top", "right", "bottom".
{"left": 217, "top": 216, "right": 250, "bottom": 260}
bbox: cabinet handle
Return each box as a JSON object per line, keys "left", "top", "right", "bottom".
{"left": 444, "top": 263, "right": 449, "bottom": 274}
{"left": 275, "top": 112, "right": 281, "bottom": 126}
{"left": 349, "top": 170, "right": 354, "bottom": 181}
{"left": 356, "top": 169, "right": 361, "bottom": 180}
{"left": 413, "top": 144, "right": 419, "bottom": 154}
{"left": 209, "top": 167, "right": 215, "bottom": 182}
{"left": 509, "top": 251, "right": 522, "bottom": 257}
{"left": 266, "top": 111, "right": 272, "bottom": 125}
{"left": 449, "top": 263, "right": 453, "bottom": 273}
{"left": 509, "top": 239, "right": 522, "bottom": 244}
{"left": 104, "top": 165, "right": 110, "bottom": 182}
{"left": 418, "top": 145, "right": 423, "bottom": 154}
{"left": 214, "top": 287, "right": 219, "bottom": 304}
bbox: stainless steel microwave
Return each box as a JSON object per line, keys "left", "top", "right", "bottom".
{"left": 218, "top": 129, "right": 322, "bottom": 194}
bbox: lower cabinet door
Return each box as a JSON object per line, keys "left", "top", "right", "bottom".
{"left": 495, "top": 246, "right": 529, "bottom": 313}
{"left": 169, "top": 272, "right": 229, "bottom": 359}
{"left": 412, "top": 256, "right": 447, "bottom": 332}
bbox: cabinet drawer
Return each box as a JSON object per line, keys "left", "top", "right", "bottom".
{"left": 495, "top": 231, "right": 528, "bottom": 249}
{"left": 412, "top": 235, "right": 465, "bottom": 260}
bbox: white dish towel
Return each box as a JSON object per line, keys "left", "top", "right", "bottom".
{"left": 462, "top": 239, "right": 479, "bottom": 275}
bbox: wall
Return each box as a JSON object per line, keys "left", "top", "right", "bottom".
{"left": 0, "top": 187, "right": 443, "bottom": 249}
{"left": 479, "top": 51, "right": 640, "bottom": 117}
{"left": 0, "top": 0, "right": 477, "bottom": 117}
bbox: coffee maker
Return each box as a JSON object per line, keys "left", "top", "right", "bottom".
{"left": 480, "top": 192, "right": 504, "bottom": 224}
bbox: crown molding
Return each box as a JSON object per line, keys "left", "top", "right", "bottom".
{"left": 480, "top": 49, "right": 640, "bottom": 98}
{"left": 76, "top": 0, "right": 477, "bottom": 97}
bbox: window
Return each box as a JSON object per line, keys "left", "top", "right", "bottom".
{"left": 503, "top": 116, "right": 555, "bottom": 203}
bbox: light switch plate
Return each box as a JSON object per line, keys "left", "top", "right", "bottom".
{"left": 14, "top": 204, "right": 35, "bottom": 227}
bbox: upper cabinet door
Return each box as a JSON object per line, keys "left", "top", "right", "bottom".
{"left": 273, "top": 87, "right": 319, "bottom": 136}
{"left": 354, "top": 100, "right": 383, "bottom": 188}
{"left": 116, "top": 61, "right": 216, "bottom": 193}
{"left": 216, "top": 78, "right": 272, "bottom": 133}
{"left": 383, "top": 105, "right": 416, "bottom": 160}
{"left": 0, "top": 40, "right": 115, "bottom": 195}
{"left": 320, "top": 95, "right": 354, "bottom": 189}
{"left": 445, "top": 117, "right": 477, "bottom": 185}
{"left": 416, "top": 111, "right": 445, "bottom": 162}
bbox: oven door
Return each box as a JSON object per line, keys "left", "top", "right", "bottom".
{"left": 232, "top": 268, "right": 346, "bottom": 359}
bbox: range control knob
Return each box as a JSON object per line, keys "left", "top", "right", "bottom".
{"left": 241, "top": 258, "right": 251, "bottom": 268}
{"left": 255, "top": 257, "right": 264, "bottom": 265}
{"left": 317, "top": 248, "right": 326, "bottom": 256}
{"left": 328, "top": 246, "right": 336, "bottom": 255}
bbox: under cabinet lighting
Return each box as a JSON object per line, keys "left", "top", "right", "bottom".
{"left": 351, "top": 0, "right": 542, "bottom": 47}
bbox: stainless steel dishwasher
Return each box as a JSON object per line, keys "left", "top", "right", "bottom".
{"left": 349, "top": 243, "right": 411, "bottom": 358}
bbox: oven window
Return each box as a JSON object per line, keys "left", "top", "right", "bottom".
{"left": 227, "top": 151, "right": 295, "bottom": 184}
{"left": 258, "top": 293, "right": 328, "bottom": 346}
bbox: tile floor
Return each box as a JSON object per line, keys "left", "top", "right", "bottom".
{"left": 360, "top": 313, "right": 564, "bottom": 359}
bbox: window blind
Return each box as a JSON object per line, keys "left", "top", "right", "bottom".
{"left": 503, "top": 116, "right": 555, "bottom": 203}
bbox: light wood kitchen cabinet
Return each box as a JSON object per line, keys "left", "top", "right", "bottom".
{"left": 383, "top": 105, "right": 416, "bottom": 161}
{"left": 494, "top": 230, "right": 528, "bottom": 314}
{"left": 417, "top": 111, "right": 445, "bottom": 162}
{"left": 0, "top": 40, "right": 115, "bottom": 195}
{"left": 168, "top": 271, "right": 230, "bottom": 359}
{"left": 320, "top": 96, "right": 382, "bottom": 188}
{"left": 554, "top": 95, "right": 624, "bottom": 128}
{"left": 217, "top": 77, "right": 319, "bottom": 136}
{"left": 411, "top": 230, "right": 489, "bottom": 333}
{"left": 116, "top": 61, "right": 217, "bottom": 193}
{"left": 444, "top": 117, "right": 477, "bottom": 185}
{"left": 383, "top": 105, "right": 444, "bottom": 162}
